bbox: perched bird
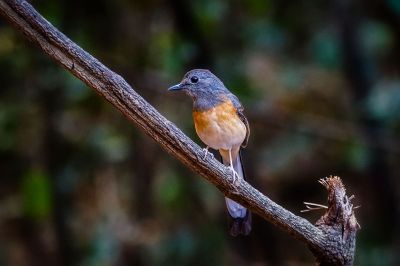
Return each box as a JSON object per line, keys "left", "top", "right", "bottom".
{"left": 168, "top": 69, "right": 252, "bottom": 236}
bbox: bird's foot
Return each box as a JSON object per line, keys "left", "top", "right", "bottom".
{"left": 230, "top": 165, "right": 241, "bottom": 187}
{"left": 202, "top": 146, "right": 214, "bottom": 160}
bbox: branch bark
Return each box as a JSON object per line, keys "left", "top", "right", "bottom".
{"left": 0, "top": 1, "right": 360, "bottom": 265}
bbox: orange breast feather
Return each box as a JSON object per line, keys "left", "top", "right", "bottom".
{"left": 193, "top": 100, "right": 246, "bottom": 150}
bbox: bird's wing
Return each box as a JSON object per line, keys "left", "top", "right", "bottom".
{"left": 237, "top": 108, "right": 250, "bottom": 148}
{"left": 228, "top": 93, "right": 250, "bottom": 148}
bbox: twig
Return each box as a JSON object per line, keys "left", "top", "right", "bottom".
{"left": 301, "top": 202, "right": 328, "bottom": 213}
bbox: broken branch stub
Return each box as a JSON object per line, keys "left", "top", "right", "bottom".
{"left": 312, "top": 176, "right": 360, "bottom": 265}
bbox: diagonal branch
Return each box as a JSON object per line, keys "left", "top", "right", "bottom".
{"left": 0, "top": 1, "right": 359, "bottom": 265}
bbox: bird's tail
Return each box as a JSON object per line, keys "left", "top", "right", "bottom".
{"left": 221, "top": 150, "right": 252, "bottom": 236}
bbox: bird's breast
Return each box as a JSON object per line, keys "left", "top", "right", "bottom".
{"left": 193, "top": 100, "right": 246, "bottom": 150}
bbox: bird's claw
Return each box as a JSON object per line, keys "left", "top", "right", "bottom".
{"left": 230, "top": 166, "right": 241, "bottom": 188}
{"left": 202, "top": 147, "right": 214, "bottom": 160}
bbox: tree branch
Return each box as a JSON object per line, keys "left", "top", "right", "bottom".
{"left": 0, "top": 1, "right": 359, "bottom": 264}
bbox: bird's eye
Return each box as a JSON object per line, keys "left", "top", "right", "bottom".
{"left": 190, "top": 76, "right": 199, "bottom": 83}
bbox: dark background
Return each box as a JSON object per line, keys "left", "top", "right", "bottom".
{"left": 0, "top": 0, "right": 399, "bottom": 265}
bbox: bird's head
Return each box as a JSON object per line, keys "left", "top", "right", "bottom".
{"left": 168, "top": 69, "right": 225, "bottom": 99}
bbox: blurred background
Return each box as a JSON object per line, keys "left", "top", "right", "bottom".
{"left": 0, "top": 0, "right": 399, "bottom": 265}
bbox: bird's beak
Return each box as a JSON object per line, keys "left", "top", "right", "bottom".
{"left": 168, "top": 83, "right": 183, "bottom": 91}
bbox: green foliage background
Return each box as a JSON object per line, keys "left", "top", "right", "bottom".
{"left": 0, "top": 0, "right": 399, "bottom": 265}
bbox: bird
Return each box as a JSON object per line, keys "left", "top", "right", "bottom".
{"left": 168, "top": 69, "right": 252, "bottom": 236}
